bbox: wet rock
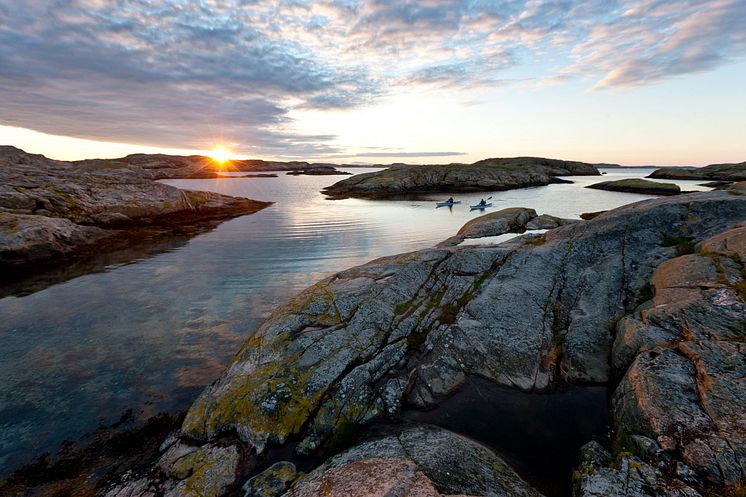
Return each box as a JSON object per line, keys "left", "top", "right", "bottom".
{"left": 573, "top": 441, "right": 700, "bottom": 497}
{"left": 287, "top": 426, "right": 543, "bottom": 497}
{"left": 242, "top": 461, "right": 299, "bottom": 497}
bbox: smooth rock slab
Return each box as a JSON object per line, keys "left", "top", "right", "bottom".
{"left": 181, "top": 192, "right": 746, "bottom": 459}
{"left": 286, "top": 426, "right": 543, "bottom": 497}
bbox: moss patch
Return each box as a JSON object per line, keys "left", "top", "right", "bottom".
{"left": 660, "top": 234, "right": 695, "bottom": 256}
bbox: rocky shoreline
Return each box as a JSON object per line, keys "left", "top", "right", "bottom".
{"left": 322, "top": 157, "right": 601, "bottom": 199}
{"left": 0, "top": 147, "right": 271, "bottom": 271}
{"left": 88, "top": 190, "right": 745, "bottom": 497}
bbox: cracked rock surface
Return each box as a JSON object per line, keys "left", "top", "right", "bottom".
{"left": 100, "top": 191, "right": 746, "bottom": 497}
{"left": 610, "top": 222, "right": 746, "bottom": 489}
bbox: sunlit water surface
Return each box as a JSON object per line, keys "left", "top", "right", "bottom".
{"left": 0, "top": 168, "right": 711, "bottom": 474}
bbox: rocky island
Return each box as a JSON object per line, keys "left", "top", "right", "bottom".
{"left": 648, "top": 161, "right": 746, "bottom": 181}
{"left": 586, "top": 178, "right": 682, "bottom": 196}
{"left": 322, "top": 157, "right": 601, "bottom": 199}
{"left": 93, "top": 190, "right": 746, "bottom": 497}
{"left": 0, "top": 147, "right": 271, "bottom": 269}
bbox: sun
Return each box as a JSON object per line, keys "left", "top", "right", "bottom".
{"left": 209, "top": 148, "right": 231, "bottom": 165}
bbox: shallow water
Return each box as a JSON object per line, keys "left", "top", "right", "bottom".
{"left": 0, "top": 167, "right": 710, "bottom": 475}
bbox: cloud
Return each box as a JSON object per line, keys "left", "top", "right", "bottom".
{"left": 0, "top": 0, "right": 744, "bottom": 157}
{"left": 576, "top": 0, "right": 746, "bottom": 89}
{"left": 353, "top": 151, "right": 466, "bottom": 158}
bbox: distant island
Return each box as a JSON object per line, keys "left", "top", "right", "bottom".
{"left": 648, "top": 161, "right": 746, "bottom": 181}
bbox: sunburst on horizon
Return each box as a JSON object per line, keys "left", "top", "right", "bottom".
{"left": 210, "top": 147, "right": 231, "bottom": 164}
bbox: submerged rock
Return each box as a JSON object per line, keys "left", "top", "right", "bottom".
{"left": 287, "top": 426, "right": 543, "bottom": 497}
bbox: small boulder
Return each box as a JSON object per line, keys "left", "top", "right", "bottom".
{"left": 286, "top": 426, "right": 543, "bottom": 497}
{"left": 166, "top": 444, "right": 240, "bottom": 497}
{"left": 456, "top": 207, "right": 537, "bottom": 239}
{"left": 243, "top": 461, "right": 299, "bottom": 497}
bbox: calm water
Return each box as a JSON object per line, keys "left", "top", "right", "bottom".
{"left": 0, "top": 168, "right": 711, "bottom": 474}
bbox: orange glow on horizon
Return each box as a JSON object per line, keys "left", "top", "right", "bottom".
{"left": 209, "top": 148, "right": 232, "bottom": 168}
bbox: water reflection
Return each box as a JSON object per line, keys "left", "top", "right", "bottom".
{"left": 0, "top": 167, "right": 711, "bottom": 474}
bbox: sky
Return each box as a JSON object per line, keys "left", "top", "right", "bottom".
{"left": 0, "top": 0, "right": 744, "bottom": 165}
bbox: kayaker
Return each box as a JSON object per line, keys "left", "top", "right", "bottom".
{"left": 479, "top": 198, "right": 486, "bottom": 206}
{"left": 447, "top": 196, "right": 454, "bottom": 204}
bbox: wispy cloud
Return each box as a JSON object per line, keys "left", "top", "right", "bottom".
{"left": 0, "top": 0, "right": 743, "bottom": 157}
{"left": 353, "top": 151, "right": 466, "bottom": 158}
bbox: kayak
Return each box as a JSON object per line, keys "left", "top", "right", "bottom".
{"left": 470, "top": 203, "right": 492, "bottom": 210}
{"left": 436, "top": 200, "right": 461, "bottom": 207}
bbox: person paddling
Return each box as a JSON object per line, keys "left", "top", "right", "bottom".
{"left": 478, "top": 198, "right": 486, "bottom": 206}
{"left": 447, "top": 196, "right": 454, "bottom": 204}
